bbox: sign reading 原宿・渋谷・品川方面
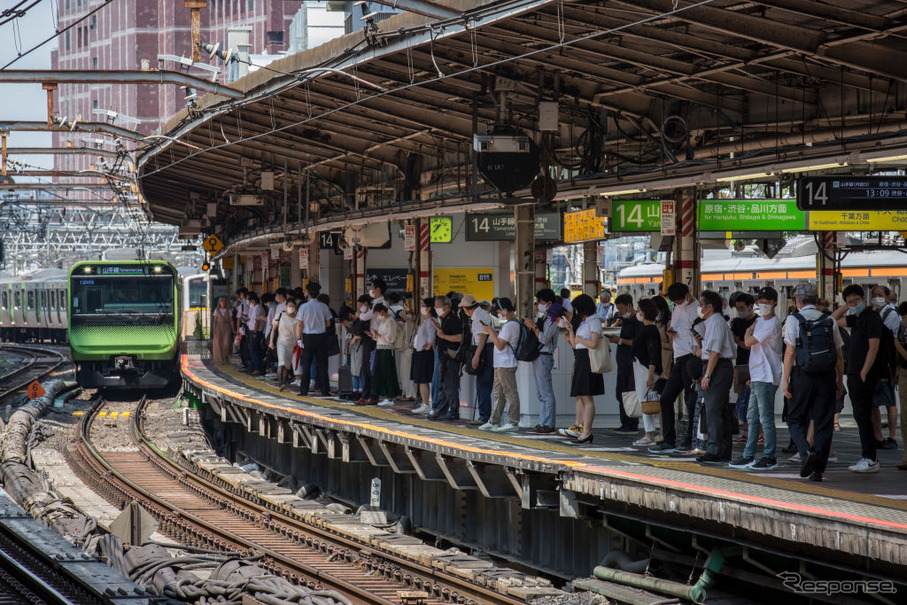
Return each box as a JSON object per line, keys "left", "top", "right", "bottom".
{"left": 698, "top": 200, "right": 806, "bottom": 231}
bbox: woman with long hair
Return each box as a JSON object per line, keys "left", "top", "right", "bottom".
{"left": 212, "top": 296, "right": 233, "bottom": 363}
{"left": 563, "top": 294, "right": 604, "bottom": 443}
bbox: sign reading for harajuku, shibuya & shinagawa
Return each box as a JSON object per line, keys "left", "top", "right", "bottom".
{"left": 699, "top": 199, "right": 806, "bottom": 231}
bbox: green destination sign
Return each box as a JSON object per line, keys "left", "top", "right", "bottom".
{"left": 610, "top": 200, "right": 662, "bottom": 232}
{"left": 698, "top": 199, "right": 806, "bottom": 231}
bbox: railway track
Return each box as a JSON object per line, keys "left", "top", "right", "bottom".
{"left": 0, "top": 344, "right": 67, "bottom": 400}
{"left": 0, "top": 517, "right": 103, "bottom": 605}
{"left": 70, "top": 397, "right": 528, "bottom": 605}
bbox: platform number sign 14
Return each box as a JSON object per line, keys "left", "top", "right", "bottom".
{"left": 803, "top": 179, "right": 827, "bottom": 207}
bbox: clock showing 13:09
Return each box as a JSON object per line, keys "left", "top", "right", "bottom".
{"left": 429, "top": 216, "right": 453, "bottom": 243}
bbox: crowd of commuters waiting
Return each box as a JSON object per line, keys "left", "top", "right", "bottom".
{"left": 211, "top": 277, "right": 907, "bottom": 481}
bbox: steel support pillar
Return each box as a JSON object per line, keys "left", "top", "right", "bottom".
{"left": 817, "top": 231, "right": 838, "bottom": 303}
{"left": 308, "top": 238, "right": 321, "bottom": 285}
{"left": 672, "top": 189, "right": 700, "bottom": 294}
{"left": 417, "top": 218, "right": 432, "bottom": 301}
{"left": 535, "top": 249, "right": 548, "bottom": 294}
{"left": 583, "top": 241, "right": 599, "bottom": 297}
{"left": 514, "top": 205, "right": 536, "bottom": 317}
{"left": 355, "top": 247, "right": 368, "bottom": 298}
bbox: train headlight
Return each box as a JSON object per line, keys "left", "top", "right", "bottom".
{"left": 82, "top": 267, "right": 92, "bottom": 274}
{"left": 153, "top": 266, "right": 162, "bottom": 273}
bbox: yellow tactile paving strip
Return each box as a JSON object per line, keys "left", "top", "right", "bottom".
{"left": 186, "top": 356, "right": 907, "bottom": 527}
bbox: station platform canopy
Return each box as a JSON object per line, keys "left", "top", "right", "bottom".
{"left": 136, "top": 0, "right": 907, "bottom": 255}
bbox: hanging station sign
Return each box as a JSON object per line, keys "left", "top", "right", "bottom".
{"left": 609, "top": 200, "right": 662, "bottom": 232}
{"left": 466, "top": 211, "right": 562, "bottom": 241}
{"left": 698, "top": 199, "right": 806, "bottom": 231}
{"left": 563, "top": 208, "right": 607, "bottom": 242}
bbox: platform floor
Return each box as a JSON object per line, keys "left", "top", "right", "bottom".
{"left": 183, "top": 351, "right": 907, "bottom": 534}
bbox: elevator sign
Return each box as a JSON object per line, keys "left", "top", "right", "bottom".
{"left": 797, "top": 176, "right": 907, "bottom": 211}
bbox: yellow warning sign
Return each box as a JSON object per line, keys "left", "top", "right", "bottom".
{"left": 202, "top": 234, "right": 224, "bottom": 254}
{"left": 433, "top": 268, "right": 494, "bottom": 301}
{"left": 27, "top": 380, "right": 46, "bottom": 400}
{"left": 563, "top": 208, "right": 606, "bottom": 243}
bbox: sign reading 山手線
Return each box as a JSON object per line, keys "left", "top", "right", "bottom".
{"left": 698, "top": 199, "right": 806, "bottom": 231}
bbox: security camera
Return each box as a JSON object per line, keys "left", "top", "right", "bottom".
{"left": 282, "top": 240, "right": 294, "bottom": 252}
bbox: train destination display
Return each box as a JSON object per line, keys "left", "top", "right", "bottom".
{"left": 797, "top": 175, "right": 907, "bottom": 211}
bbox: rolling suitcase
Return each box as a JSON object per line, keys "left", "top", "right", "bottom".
{"left": 337, "top": 364, "right": 354, "bottom": 400}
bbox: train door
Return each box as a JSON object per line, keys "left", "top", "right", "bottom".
{"left": 0, "top": 286, "right": 8, "bottom": 341}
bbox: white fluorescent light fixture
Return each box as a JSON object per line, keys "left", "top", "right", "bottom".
{"left": 864, "top": 149, "right": 907, "bottom": 163}
{"left": 779, "top": 158, "right": 848, "bottom": 174}
{"left": 597, "top": 187, "right": 646, "bottom": 196}
{"left": 714, "top": 168, "right": 772, "bottom": 183}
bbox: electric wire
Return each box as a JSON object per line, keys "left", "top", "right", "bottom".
{"left": 1, "top": 0, "right": 114, "bottom": 70}
{"left": 0, "top": 0, "right": 43, "bottom": 28}
{"left": 138, "top": 0, "right": 723, "bottom": 179}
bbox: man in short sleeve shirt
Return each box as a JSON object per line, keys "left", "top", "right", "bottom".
{"left": 697, "top": 290, "right": 736, "bottom": 462}
{"left": 782, "top": 282, "right": 844, "bottom": 481}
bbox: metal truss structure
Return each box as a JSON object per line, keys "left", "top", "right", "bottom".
{"left": 0, "top": 193, "right": 203, "bottom": 275}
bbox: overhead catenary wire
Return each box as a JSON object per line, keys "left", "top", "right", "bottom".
{"left": 1, "top": 0, "right": 114, "bottom": 70}
{"left": 139, "top": 0, "right": 724, "bottom": 180}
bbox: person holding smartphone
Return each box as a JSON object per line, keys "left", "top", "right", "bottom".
{"left": 527, "top": 289, "right": 560, "bottom": 433}
{"left": 563, "top": 294, "right": 604, "bottom": 444}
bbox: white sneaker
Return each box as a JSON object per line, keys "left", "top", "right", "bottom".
{"left": 789, "top": 453, "right": 801, "bottom": 462}
{"left": 377, "top": 399, "right": 394, "bottom": 407}
{"left": 848, "top": 458, "right": 880, "bottom": 473}
{"left": 827, "top": 454, "right": 838, "bottom": 462}
{"left": 412, "top": 404, "right": 431, "bottom": 414}
{"left": 492, "top": 422, "right": 517, "bottom": 432}
{"left": 291, "top": 379, "right": 302, "bottom": 387}
{"left": 478, "top": 422, "right": 495, "bottom": 431}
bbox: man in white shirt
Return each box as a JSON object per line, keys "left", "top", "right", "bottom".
{"left": 730, "top": 287, "right": 782, "bottom": 470}
{"left": 697, "top": 290, "right": 737, "bottom": 463}
{"left": 480, "top": 298, "right": 521, "bottom": 431}
{"left": 265, "top": 288, "right": 288, "bottom": 341}
{"left": 460, "top": 294, "right": 493, "bottom": 424}
{"left": 650, "top": 283, "right": 700, "bottom": 454}
{"left": 781, "top": 282, "right": 844, "bottom": 481}
{"left": 245, "top": 292, "right": 265, "bottom": 375}
{"left": 595, "top": 290, "right": 616, "bottom": 325}
{"left": 297, "top": 282, "right": 332, "bottom": 397}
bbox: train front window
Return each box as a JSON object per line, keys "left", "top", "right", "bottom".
{"left": 70, "top": 275, "right": 174, "bottom": 315}
{"left": 188, "top": 278, "right": 207, "bottom": 308}
{"left": 1, "top": 291, "right": 6, "bottom": 310}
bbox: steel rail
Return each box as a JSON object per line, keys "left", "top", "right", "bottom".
{"left": 76, "top": 397, "right": 526, "bottom": 605}
{"left": 0, "top": 344, "right": 66, "bottom": 400}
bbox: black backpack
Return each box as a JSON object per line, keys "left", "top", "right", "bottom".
{"left": 511, "top": 319, "right": 542, "bottom": 362}
{"left": 793, "top": 313, "right": 836, "bottom": 373}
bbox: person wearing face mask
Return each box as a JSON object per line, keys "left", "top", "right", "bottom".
{"left": 356, "top": 279, "right": 387, "bottom": 405}
{"left": 527, "top": 289, "right": 560, "bottom": 433}
{"left": 411, "top": 298, "right": 437, "bottom": 415}
{"left": 459, "top": 294, "right": 494, "bottom": 424}
{"left": 868, "top": 285, "right": 899, "bottom": 450}
{"left": 296, "top": 283, "right": 333, "bottom": 398}
{"left": 480, "top": 298, "right": 522, "bottom": 432}
{"left": 630, "top": 298, "right": 663, "bottom": 447}
{"left": 650, "top": 283, "right": 700, "bottom": 455}
{"left": 731, "top": 287, "right": 782, "bottom": 471}
{"left": 430, "top": 295, "right": 463, "bottom": 420}
{"left": 696, "top": 290, "right": 737, "bottom": 463}
{"left": 895, "top": 302, "right": 907, "bottom": 470}
{"left": 730, "top": 293, "right": 757, "bottom": 444}
{"left": 270, "top": 297, "right": 300, "bottom": 391}
{"left": 829, "top": 284, "right": 882, "bottom": 474}
{"left": 608, "top": 293, "right": 640, "bottom": 435}
{"left": 596, "top": 290, "right": 617, "bottom": 326}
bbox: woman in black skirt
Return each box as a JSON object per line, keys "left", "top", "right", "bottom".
{"left": 564, "top": 294, "right": 604, "bottom": 443}
{"left": 410, "top": 297, "right": 437, "bottom": 413}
